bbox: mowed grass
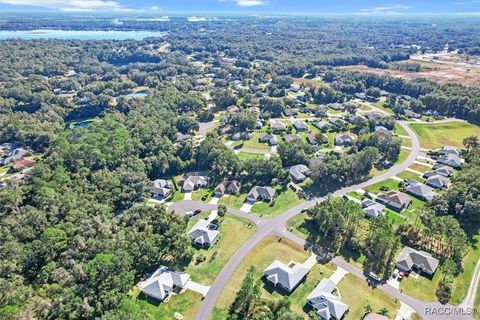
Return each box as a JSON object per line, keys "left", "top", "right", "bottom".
{"left": 410, "top": 121, "right": 480, "bottom": 150}
{"left": 251, "top": 188, "right": 303, "bottom": 217}
{"left": 451, "top": 233, "right": 480, "bottom": 304}
{"left": 400, "top": 270, "right": 443, "bottom": 302}
{"left": 212, "top": 236, "right": 336, "bottom": 319}
{"left": 396, "top": 148, "right": 410, "bottom": 164}
{"left": 374, "top": 101, "right": 395, "bottom": 115}
{"left": 130, "top": 287, "right": 203, "bottom": 320}
{"left": 242, "top": 132, "right": 271, "bottom": 151}
{"left": 237, "top": 151, "right": 265, "bottom": 160}
{"left": 191, "top": 188, "right": 213, "bottom": 202}
{"left": 339, "top": 274, "right": 400, "bottom": 319}
{"left": 397, "top": 170, "right": 425, "bottom": 183}
{"left": 394, "top": 123, "right": 409, "bottom": 136}
{"left": 364, "top": 178, "right": 400, "bottom": 194}
{"left": 186, "top": 214, "right": 256, "bottom": 284}
{"left": 409, "top": 162, "right": 431, "bottom": 173}
{"left": 218, "top": 193, "right": 247, "bottom": 209}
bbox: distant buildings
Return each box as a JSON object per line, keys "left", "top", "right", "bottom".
{"left": 334, "top": 134, "right": 355, "bottom": 147}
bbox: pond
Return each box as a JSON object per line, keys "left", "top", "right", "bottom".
{"left": 0, "top": 29, "right": 166, "bottom": 41}
{"left": 125, "top": 91, "right": 148, "bottom": 98}
{"left": 72, "top": 120, "right": 95, "bottom": 129}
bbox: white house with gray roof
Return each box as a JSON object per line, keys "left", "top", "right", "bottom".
{"left": 263, "top": 260, "right": 309, "bottom": 293}
{"left": 334, "top": 134, "right": 355, "bottom": 147}
{"left": 182, "top": 174, "right": 208, "bottom": 192}
{"left": 406, "top": 180, "right": 437, "bottom": 201}
{"left": 139, "top": 266, "right": 190, "bottom": 301}
{"left": 246, "top": 186, "right": 276, "bottom": 203}
{"left": 395, "top": 246, "right": 439, "bottom": 276}
{"left": 436, "top": 153, "right": 462, "bottom": 168}
{"left": 361, "top": 199, "right": 385, "bottom": 218}
{"left": 187, "top": 219, "right": 220, "bottom": 248}
{"left": 150, "top": 179, "right": 173, "bottom": 199}
{"left": 307, "top": 278, "right": 349, "bottom": 320}
{"left": 1, "top": 147, "right": 27, "bottom": 166}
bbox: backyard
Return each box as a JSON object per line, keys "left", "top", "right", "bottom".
{"left": 410, "top": 121, "right": 480, "bottom": 149}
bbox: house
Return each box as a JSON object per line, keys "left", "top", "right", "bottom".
{"left": 151, "top": 179, "right": 174, "bottom": 199}
{"left": 214, "top": 180, "right": 241, "bottom": 197}
{"left": 361, "top": 199, "right": 385, "bottom": 218}
{"left": 374, "top": 125, "right": 392, "bottom": 134}
{"left": 227, "top": 105, "right": 240, "bottom": 113}
{"left": 395, "top": 246, "right": 439, "bottom": 276}
{"left": 334, "top": 134, "right": 355, "bottom": 146}
{"left": 436, "top": 146, "right": 460, "bottom": 156}
{"left": 289, "top": 164, "right": 311, "bottom": 183}
{"left": 1, "top": 147, "right": 27, "bottom": 166}
{"left": 312, "top": 121, "right": 331, "bottom": 131}
{"left": 426, "top": 174, "right": 449, "bottom": 189}
{"left": 175, "top": 133, "right": 192, "bottom": 143}
{"left": 231, "top": 132, "right": 252, "bottom": 141}
{"left": 293, "top": 122, "right": 309, "bottom": 132}
{"left": 307, "top": 278, "right": 349, "bottom": 320}
{"left": 364, "top": 112, "right": 383, "bottom": 121}
{"left": 284, "top": 108, "right": 298, "bottom": 117}
{"left": 246, "top": 186, "right": 276, "bottom": 203}
{"left": 249, "top": 106, "right": 260, "bottom": 114}
{"left": 182, "top": 175, "right": 208, "bottom": 192}
{"left": 436, "top": 154, "right": 462, "bottom": 168}
{"left": 263, "top": 260, "right": 309, "bottom": 293}
{"left": 434, "top": 165, "right": 453, "bottom": 177}
{"left": 12, "top": 157, "right": 36, "bottom": 171}
{"left": 255, "top": 120, "right": 263, "bottom": 129}
{"left": 405, "top": 109, "right": 421, "bottom": 119}
{"left": 355, "top": 92, "right": 367, "bottom": 100}
{"left": 259, "top": 133, "right": 278, "bottom": 146}
{"left": 328, "top": 117, "right": 347, "bottom": 129}
{"left": 270, "top": 120, "right": 287, "bottom": 132}
{"left": 187, "top": 219, "right": 220, "bottom": 248}
{"left": 405, "top": 180, "right": 437, "bottom": 201}
{"left": 283, "top": 134, "right": 302, "bottom": 143}
{"left": 328, "top": 103, "right": 345, "bottom": 111}
{"left": 220, "top": 124, "right": 234, "bottom": 135}
{"left": 307, "top": 132, "right": 318, "bottom": 146}
{"left": 377, "top": 190, "right": 411, "bottom": 211}
{"left": 139, "top": 266, "right": 190, "bottom": 301}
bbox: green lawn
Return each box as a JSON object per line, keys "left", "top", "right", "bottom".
{"left": 218, "top": 193, "right": 247, "bottom": 209}
{"left": 400, "top": 270, "right": 443, "bottom": 302}
{"left": 396, "top": 148, "right": 410, "bottom": 164}
{"left": 451, "top": 233, "right": 480, "bottom": 304}
{"left": 212, "top": 236, "right": 336, "bottom": 319}
{"left": 339, "top": 274, "right": 400, "bottom": 320}
{"left": 364, "top": 179, "right": 400, "bottom": 194}
{"left": 250, "top": 188, "right": 303, "bottom": 217}
{"left": 191, "top": 188, "right": 213, "bottom": 202}
{"left": 401, "top": 137, "right": 412, "bottom": 148}
{"left": 171, "top": 189, "right": 185, "bottom": 202}
{"left": 397, "top": 171, "right": 425, "bottom": 183}
{"left": 130, "top": 287, "right": 203, "bottom": 320}
{"left": 409, "top": 162, "right": 431, "bottom": 173}
{"left": 186, "top": 214, "right": 257, "bottom": 284}
{"left": 410, "top": 121, "right": 480, "bottom": 150}
{"left": 242, "top": 132, "right": 271, "bottom": 151}
{"left": 374, "top": 101, "right": 395, "bottom": 115}
{"left": 394, "top": 123, "right": 408, "bottom": 137}
{"left": 237, "top": 151, "right": 265, "bottom": 160}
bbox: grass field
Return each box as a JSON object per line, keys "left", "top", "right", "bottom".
{"left": 218, "top": 193, "right": 247, "bottom": 209}
{"left": 339, "top": 274, "right": 400, "bottom": 319}
{"left": 212, "top": 236, "right": 336, "bottom": 319}
{"left": 394, "top": 123, "right": 408, "bottom": 137}
{"left": 451, "top": 233, "right": 480, "bottom": 304}
{"left": 251, "top": 188, "right": 303, "bottom": 217}
{"left": 410, "top": 121, "right": 480, "bottom": 150}
{"left": 130, "top": 288, "right": 203, "bottom": 320}
{"left": 191, "top": 188, "right": 213, "bottom": 202}
{"left": 397, "top": 170, "right": 425, "bottom": 183}
{"left": 396, "top": 148, "right": 410, "bottom": 164}
{"left": 409, "top": 162, "right": 431, "bottom": 173}
{"left": 237, "top": 151, "right": 265, "bottom": 160}
{"left": 364, "top": 178, "right": 400, "bottom": 194}
{"left": 374, "top": 101, "right": 395, "bottom": 115}
{"left": 400, "top": 270, "right": 443, "bottom": 302}
{"left": 186, "top": 214, "right": 257, "bottom": 284}
{"left": 242, "top": 132, "right": 272, "bottom": 151}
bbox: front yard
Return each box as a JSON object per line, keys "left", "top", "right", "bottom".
{"left": 250, "top": 188, "right": 303, "bottom": 217}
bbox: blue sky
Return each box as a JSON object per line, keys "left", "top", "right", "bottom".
{"left": 0, "top": 0, "right": 478, "bottom": 14}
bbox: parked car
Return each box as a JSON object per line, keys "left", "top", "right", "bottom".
{"left": 185, "top": 209, "right": 201, "bottom": 218}
{"left": 369, "top": 272, "right": 382, "bottom": 282}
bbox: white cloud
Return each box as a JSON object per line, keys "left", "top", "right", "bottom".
{"left": 0, "top": 0, "right": 130, "bottom": 11}
{"left": 235, "top": 0, "right": 266, "bottom": 7}
{"left": 359, "top": 5, "right": 411, "bottom": 14}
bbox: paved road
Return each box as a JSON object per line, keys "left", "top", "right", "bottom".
{"left": 461, "top": 258, "right": 480, "bottom": 309}
{"left": 198, "top": 120, "right": 217, "bottom": 138}
{"left": 193, "top": 121, "right": 432, "bottom": 320}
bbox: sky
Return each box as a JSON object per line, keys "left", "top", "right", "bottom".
{"left": 0, "top": 0, "right": 478, "bottom": 14}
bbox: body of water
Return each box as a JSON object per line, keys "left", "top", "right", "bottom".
{"left": 0, "top": 29, "right": 166, "bottom": 41}
{"left": 125, "top": 91, "right": 148, "bottom": 98}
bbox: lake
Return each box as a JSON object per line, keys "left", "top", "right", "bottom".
{"left": 0, "top": 29, "right": 166, "bottom": 41}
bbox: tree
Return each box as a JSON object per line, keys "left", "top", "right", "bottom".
{"left": 277, "top": 140, "right": 312, "bottom": 167}
{"left": 218, "top": 204, "right": 227, "bottom": 217}
{"left": 228, "top": 266, "right": 261, "bottom": 319}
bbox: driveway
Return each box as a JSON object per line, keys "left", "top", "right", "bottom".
{"left": 185, "top": 281, "right": 210, "bottom": 297}
{"left": 301, "top": 254, "right": 318, "bottom": 270}
{"left": 184, "top": 192, "right": 192, "bottom": 200}
{"left": 239, "top": 202, "right": 253, "bottom": 213}
{"left": 330, "top": 267, "right": 349, "bottom": 285}
{"left": 209, "top": 196, "right": 220, "bottom": 205}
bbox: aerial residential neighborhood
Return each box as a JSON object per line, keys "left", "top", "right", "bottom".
{"left": 0, "top": 2, "right": 480, "bottom": 320}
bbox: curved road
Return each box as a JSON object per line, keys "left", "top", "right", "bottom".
{"left": 174, "top": 120, "right": 475, "bottom": 320}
